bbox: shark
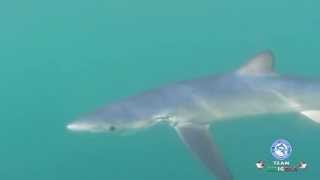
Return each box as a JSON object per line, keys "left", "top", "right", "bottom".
{"left": 67, "top": 51, "right": 320, "bottom": 180}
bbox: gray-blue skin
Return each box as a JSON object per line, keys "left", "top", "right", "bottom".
{"left": 67, "top": 51, "right": 320, "bottom": 180}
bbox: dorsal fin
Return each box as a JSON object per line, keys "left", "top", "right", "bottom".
{"left": 237, "top": 50, "right": 276, "bottom": 76}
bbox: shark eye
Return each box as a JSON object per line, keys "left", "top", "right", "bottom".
{"left": 109, "top": 126, "right": 116, "bottom": 131}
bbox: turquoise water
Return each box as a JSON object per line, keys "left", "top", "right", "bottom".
{"left": 1, "top": 0, "right": 320, "bottom": 179}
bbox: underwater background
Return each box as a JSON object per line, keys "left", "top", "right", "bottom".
{"left": 0, "top": 0, "right": 320, "bottom": 179}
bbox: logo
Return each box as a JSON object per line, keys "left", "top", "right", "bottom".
{"left": 256, "top": 160, "right": 265, "bottom": 169}
{"left": 271, "top": 139, "right": 293, "bottom": 160}
{"left": 255, "top": 138, "right": 307, "bottom": 173}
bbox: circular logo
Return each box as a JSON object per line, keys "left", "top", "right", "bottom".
{"left": 271, "top": 139, "right": 293, "bottom": 160}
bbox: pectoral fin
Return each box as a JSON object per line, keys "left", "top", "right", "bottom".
{"left": 175, "top": 124, "right": 233, "bottom": 180}
{"left": 301, "top": 110, "right": 320, "bottom": 123}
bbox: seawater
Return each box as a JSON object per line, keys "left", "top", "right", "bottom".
{"left": 0, "top": 0, "right": 319, "bottom": 179}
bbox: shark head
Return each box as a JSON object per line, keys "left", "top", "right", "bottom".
{"left": 67, "top": 101, "right": 158, "bottom": 133}
{"left": 67, "top": 118, "right": 115, "bottom": 133}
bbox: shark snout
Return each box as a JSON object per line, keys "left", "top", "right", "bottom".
{"left": 67, "top": 121, "right": 96, "bottom": 132}
{"left": 66, "top": 120, "right": 119, "bottom": 133}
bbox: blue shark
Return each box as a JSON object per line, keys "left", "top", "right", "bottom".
{"left": 67, "top": 51, "right": 320, "bottom": 180}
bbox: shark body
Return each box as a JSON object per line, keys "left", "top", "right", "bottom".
{"left": 67, "top": 51, "right": 320, "bottom": 180}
